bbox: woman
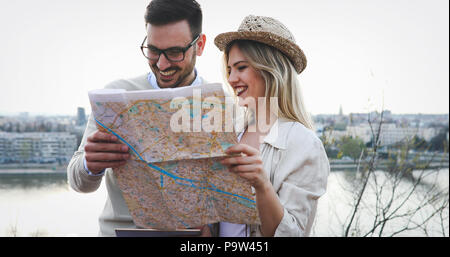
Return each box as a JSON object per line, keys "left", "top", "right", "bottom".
{"left": 213, "top": 15, "right": 330, "bottom": 237}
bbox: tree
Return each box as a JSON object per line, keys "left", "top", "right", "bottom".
{"left": 338, "top": 136, "right": 366, "bottom": 163}
{"left": 429, "top": 129, "right": 449, "bottom": 152}
{"left": 332, "top": 111, "right": 448, "bottom": 237}
{"left": 410, "top": 135, "right": 428, "bottom": 151}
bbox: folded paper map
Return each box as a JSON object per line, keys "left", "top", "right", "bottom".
{"left": 88, "top": 83, "right": 260, "bottom": 230}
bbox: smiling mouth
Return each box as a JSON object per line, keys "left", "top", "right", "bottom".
{"left": 160, "top": 69, "right": 177, "bottom": 77}
{"left": 234, "top": 86, "right": 248, "bottom": 97}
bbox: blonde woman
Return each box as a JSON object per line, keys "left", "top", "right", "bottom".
{"left": 213, "top": 15, "right": 330, "bottom": 237}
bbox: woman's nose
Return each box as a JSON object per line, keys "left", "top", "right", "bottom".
{"left": 228, "top": 70, "right": 238, "bottom": 84}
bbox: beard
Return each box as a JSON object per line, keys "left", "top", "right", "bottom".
{"left": 151, "top": 50, "right": 197, "bottom": 88}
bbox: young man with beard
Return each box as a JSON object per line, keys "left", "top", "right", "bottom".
{"left": 67, "top": 0, "right": 208, "bottom": 236}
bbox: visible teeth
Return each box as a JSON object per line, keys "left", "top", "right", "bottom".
{"left": 235, "top": 87, "right": 247, "bottom": 95}
{"left": 160, "top": 70, "right": 176, "bottom": 76}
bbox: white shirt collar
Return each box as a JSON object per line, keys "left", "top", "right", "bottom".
{"left": 262, "top": 117, "right": 297, "bottom": 150}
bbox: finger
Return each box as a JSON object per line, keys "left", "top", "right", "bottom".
{"left": 85, "top": 142, "right": 129, "bottom": 153}
{"left": 86, "top": 160, "right": 127, "bottom": 172}
{"left": 221, "top": 156, "right": 262, "bottom": 166}
{"left": 229, "top": 164, "right": 261, "bottom": 173}
{"left": 233, "top": 172, "right": 263, "bottom": 189}
{"left": 226, "top": 144, "right": 259, "bottom": 156}
{"left": 85, "top": 152, "right": 130, "bottom": 162}
{"left": 87, "top": 131, "right": 119, "bottom": 143}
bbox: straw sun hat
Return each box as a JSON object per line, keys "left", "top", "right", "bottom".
{"left": 214, "top": 15, "right": 307, "bottom": 74}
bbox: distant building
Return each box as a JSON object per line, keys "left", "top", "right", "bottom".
{"left": 327, "top": 123, "right": 441, "bottom": 146}
{"left": 76, "top": 107, "right": 87, "bottom": 126}
{"left": 346, "top": 125, "right": 373, "bottom": 143}
{"left": 0, "top": 132, "right": 77, "bottom": 164}
{"left": 19, "top": 112, "right": 29, "bottom": 119}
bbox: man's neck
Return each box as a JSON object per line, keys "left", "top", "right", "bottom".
{"left": 175, "top": 71, "right": 196, "bottom": 88}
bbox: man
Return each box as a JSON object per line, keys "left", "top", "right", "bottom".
{"left": 67, "top": 0, "right": 208, "bottom": 236}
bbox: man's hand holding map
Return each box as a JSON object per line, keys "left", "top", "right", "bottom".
{"left": 88, "top": 83, "right": 260, "bottom": 230}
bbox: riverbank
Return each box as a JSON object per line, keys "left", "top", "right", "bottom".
{"left": 330, "top": 159, "right": 449, "bottom": 171}
{"left": 0, "top": 163, "right": 67, "bottom": 174}
{"left": 0, "top": 160, "right": 448, "bottom": 174}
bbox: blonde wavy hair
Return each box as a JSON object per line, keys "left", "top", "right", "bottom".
{"left": 223, "top": 40, "right": 314, "bottom": 130}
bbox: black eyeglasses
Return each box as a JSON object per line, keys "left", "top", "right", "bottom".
{"left": 140, "top": 35, "right": 200, "bottom": 62}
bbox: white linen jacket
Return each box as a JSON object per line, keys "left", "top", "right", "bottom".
{"left": 67, "top": 74, "right": 207, "bottom": 236}
{"left": 249, "top": 117, "right": 330, "bottom": 237}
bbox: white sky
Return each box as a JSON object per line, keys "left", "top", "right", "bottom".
{"left": 0, "top": 0, "right": 448, "bottom": 116}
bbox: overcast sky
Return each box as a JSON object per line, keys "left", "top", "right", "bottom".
{"left": 0, "top": 0, "right": 448, "bottom": 116}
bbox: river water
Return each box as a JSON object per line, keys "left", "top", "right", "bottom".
{"left": 0, "top": 169, "right": 448, "bottom": 237}
{"left": 0, "top": 173, "right": 106, "bottom": 237}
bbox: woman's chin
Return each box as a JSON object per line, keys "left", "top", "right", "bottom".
{"left": 238, "top": 98, "right": 248, "bottom": 108}
{"left": 238, "top": 95, "right": 256, "bottom": 108}
{"left": 238, "top": 103, "right": 257, "bottom": 113}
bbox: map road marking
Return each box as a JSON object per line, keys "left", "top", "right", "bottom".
{"left": 94, "top": 118, "right": 256, "bottom": 205}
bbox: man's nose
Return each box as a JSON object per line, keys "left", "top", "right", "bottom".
{"left": 156, "top": 53, "right": 171, "bottom": 71}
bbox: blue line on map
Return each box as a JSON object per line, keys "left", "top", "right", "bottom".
{"left": 95, "top": 119, "right": 190, "bottom": 181}
{"left": 207, "top": 181, "right": 217, "bottom": 189}
{"left": 177, "top": 182, "right": 197, "bottom": 189}
{"left": 160, "top": 175, "right": 163, "bottom": 188}
{"left": 94, "top": 118, "right": 256, "bottom": 205}
{"left": 174, "top": 215, "right": 189, "bottom": 228}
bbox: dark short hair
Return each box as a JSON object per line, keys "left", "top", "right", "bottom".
{"left": 145, "top": 0, "right": 202, "bottom": 39}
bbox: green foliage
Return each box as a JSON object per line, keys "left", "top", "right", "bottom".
{"left": 429, "top": 129, "right": 449, "bottom": 152}
{"left": 411, "top": 135, "right": 428, "bottom": 151}
{"left": 325, "top": 147, "right": 339, "bottom": 159}
{"left": 333, "top": 122, "right": 347, "bottom": 131}
{"left": 338, "top": 136, "right": 366, "bottom": 162}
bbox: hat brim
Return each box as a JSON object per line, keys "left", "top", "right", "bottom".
{"left": 214, "top": 31, "right": 307, "bottom": 74}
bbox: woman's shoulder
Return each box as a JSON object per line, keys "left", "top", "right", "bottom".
{"left": 278, "top": 118, "right": 324, "bottom": 152}
{"left": 271, "top": 119, "right": 330, "bottom": 191}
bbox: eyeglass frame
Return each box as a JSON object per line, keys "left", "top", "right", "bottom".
{"left": 140, "top": 34, "right": 200, "bottom": 63}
